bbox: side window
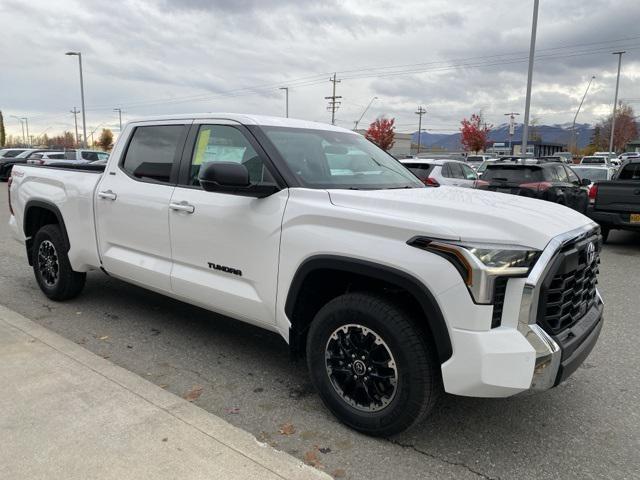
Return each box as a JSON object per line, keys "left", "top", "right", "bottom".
{"left": 565, "top": 167, "right": 580, "bottom": 185}
{"left": 187, "top": 125, "right": 275, "bottom": 187}
{"left": 618, "top": 163, "right": 640, "bottom": 180}
{"left": 441, "top": 163, "right": 452, "bottom": 178}
{"left": 460, "top": 163, "right": 477, "bottom": 180}
{"left": 446, "top": 162, "right": 464, "bottom": 179}
{"left": 122, "top": 125, "right": 185, "bottom": 183}
{"left": 554, "top": 165, "right": 569, "bottom": 182}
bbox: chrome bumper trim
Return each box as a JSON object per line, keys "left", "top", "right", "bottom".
{"left": 516, "top": 223, "right": 601, "bottom": 391}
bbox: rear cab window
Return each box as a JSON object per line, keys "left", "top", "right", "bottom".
{"left": 618, "top": 163, "right": 640, "bottom": 180}
{"left": 121, "top": 125, "right": 186, "bottom": 183}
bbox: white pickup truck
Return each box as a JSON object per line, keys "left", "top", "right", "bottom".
{"left": 8, "top": 114, "right": 604, "bottom": 436}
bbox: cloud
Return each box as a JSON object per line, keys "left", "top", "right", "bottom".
{"left": 1, "top": 0, "right": 639, "bottom": 138}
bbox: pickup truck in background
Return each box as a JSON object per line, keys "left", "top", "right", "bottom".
{"left": 8, "top": 114, "right": 604, "bottom": 436}
{"left": 588, "top": 158, "right": 640, "bottom": 241}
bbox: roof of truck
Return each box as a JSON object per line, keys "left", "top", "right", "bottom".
{"left": 128, "top": 113, "right": 357, "bottom": 134}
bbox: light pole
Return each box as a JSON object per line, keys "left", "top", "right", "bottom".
{"left": 571, "top": 75, "right": 595, "bottom": 153}
{"left": 11, "top": 115, "right": 25, "bottom": 146}
{"left": 609, "top": 51, "right": 625, "bottom": 154}
{"left": 521, "top": 0, "right": 539, "bottom": 157}
{"left": 278, "top": 88, "right": 289, "bottom": 118}
{"left": 65, "top": 51, "right": 88, "bottom": 148}
{"left": 114, "top": 108, "right": 123, "bottom": 131}
{"left": 353, "top": 96, "right": 378, "bottom": 130}
{"left": 21, "top": 117, "right": 30, "bottom": 146}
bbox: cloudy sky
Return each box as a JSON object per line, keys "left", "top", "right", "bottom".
{"left": 1, "top": 0, "right": 639, "bottom": 140}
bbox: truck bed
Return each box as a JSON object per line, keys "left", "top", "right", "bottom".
{"left": 10, "top": 164, "right": 103, "bottom": 271}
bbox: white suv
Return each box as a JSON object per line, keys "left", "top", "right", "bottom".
{"left": 401, "top": 158, "right": 477, "bottom": 187}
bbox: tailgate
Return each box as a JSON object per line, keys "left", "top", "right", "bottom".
{"left": 595, "top": 181, "right": 640, "bottom": 213}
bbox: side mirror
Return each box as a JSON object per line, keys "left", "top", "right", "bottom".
{"left": 198, "top": 162, "right": 279, "bottom": 198}
{"left": 581, "top": 178, "right": 591, "bottom": 186}
{"left": 199, "top": 162, "right": 250, "bottom": 191}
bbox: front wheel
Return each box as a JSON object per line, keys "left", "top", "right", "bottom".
{"left": 32, "top": 224, "right": 86, "bottom": 301}
{"left": 306, "top": 293, "right": 441, "bottom": 437}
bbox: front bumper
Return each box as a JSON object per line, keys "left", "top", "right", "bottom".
{"left": 441, "top": 224, "right": 604, "bottom": 397}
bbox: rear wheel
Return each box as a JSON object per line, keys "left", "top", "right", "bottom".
{"left": 306, "top": 292, "right": 440, "bottom": 437}
{"left": 32, "top": 224, "right": 86, "bottom": 300}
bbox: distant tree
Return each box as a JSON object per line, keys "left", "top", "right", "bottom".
{"left": 97, "top": 128, "right": 114, "bottom": 151}
{"left": 460, "top": 113, "right": 492, "bottom": 153}
{"left": 365, "top": 117, "right": 395, "bottom": 151}
{"left": 0, "top": 111, "right": 5, "bottom": 147}
{"left": 598, "top": 102, "right": 638, "bottom": 152}
{"left": 49, "top": 131, "right": 75, "bottom": 149}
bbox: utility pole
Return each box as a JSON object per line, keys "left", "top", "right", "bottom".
{"left": 11, "top": 115, "right": 25, "bottom": 146}
{"left": 278, "top": 88, "right": 289, "bottom": 118}
{"left": 504, "top": 112, "right": 520, "bottom": 154}
{"left": 21, "top": 117, "right": 30, "bottom": 147}
{"left": 521, "top": 0, "right": 539, "bottom": 157}
{"left": 325, "top": 73, "right": 342, "bottom": 125}
{"left": 609, "top": 51, "right": 625, "bottom": 154}
{"left": 70, "top": 107, "right": 80, "bottom": 147}
{"left": 415, "top": 106, "right": 426, "bottom": 154}
{"left": 114, "top": 108, "right": 123, "bottom": 131}
{"left": 571, "top": 75, "right": 595, "bottom": 153}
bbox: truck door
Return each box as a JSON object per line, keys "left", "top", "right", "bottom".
{"left": 94, "top": 121, "right": 190, "bottom": 292}
{"left": 168, "top": 121, "right": 288, "bottom": 326}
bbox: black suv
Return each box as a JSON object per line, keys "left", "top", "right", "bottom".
{"left": 477, "top": 162, "right": 590, "bottom": 213}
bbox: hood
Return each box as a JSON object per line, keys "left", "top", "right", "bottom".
{"left": 327, "top": 186, "right": 595, "bottom": 250}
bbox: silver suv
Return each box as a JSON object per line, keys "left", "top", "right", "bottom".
{"left": 401, "top": 158, "right": 478, "bottom": 187}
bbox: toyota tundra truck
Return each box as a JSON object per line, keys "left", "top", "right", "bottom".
{"left": 8, "top": 114, "right": 604, "bottom": 436}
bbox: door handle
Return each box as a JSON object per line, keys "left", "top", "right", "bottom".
{"left": 98, "top": 190, "right": 117, "bottom": 201}
{"left": 170, "top": 201, "right": 195, "bottom": 214}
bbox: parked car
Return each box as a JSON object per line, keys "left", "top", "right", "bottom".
{"left": 555, "top": 152, "right": 574, "bottom": 163}
{"left": 587, "top": 159, "right": 640, "bottom": 242}
{"left": 569, "top": 166, "right": 617, "bottom": 204}
{"left": 476, "top": 162, "right": 590, "bottom": 213}
{"left": 0, "top": 149, "right": 51, "bottom": 180}
{"left": 538, "top": 155, "right": 565, "bottom": 163}
{"left": 465, "top": 154, "right": 496, "bottom": 171}
{"left": 618, "top": 152, "right": 640, "bottom": 160}
{"left": 0, "top": 148, "right": 29, "bottom": 158}
{"left": 8, "top": 113, "right": 603, "bottom": 436}
{"left": 581, "top": 155, "right": 614, "bottom": 166}
{"left": 26, "top": 152, "right": 68, "bottom": 165}
{"left": 401, "top": 158, "right": 477, "bottom": 187}
{"left": 63, "top": 149, "right": 110, "bottom": 162}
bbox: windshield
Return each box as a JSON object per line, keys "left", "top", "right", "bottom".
{"left": 572, "top": 167, "right": 609, "bottom": 181}
{"left": 582, "top": 157, "right": 604, "bottom": 164}
{"left": 261, "top": 126, "right": 423, "bottom": 189}
{"left": 482, "top": 166, "right": 543, "bottom": 182}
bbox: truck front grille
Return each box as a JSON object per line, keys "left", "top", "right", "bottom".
{"left": 537, "top": 234, "right": 600, "bottom": 335}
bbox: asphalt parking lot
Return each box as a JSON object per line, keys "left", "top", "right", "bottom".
{"left": 1, "top": 182, "right": 638, "bottom": 480}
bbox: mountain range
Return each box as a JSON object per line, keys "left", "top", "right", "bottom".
{"left": 411, "top": 123, "right": 595, "bottom": 151}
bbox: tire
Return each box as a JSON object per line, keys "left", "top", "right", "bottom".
{"left": 601, "top": 226, "right": 610, "bottom": 243}
{"left": 306, "top": 292, "right": 441, "bottom": 437}
{"left": 32, "top": 224, "right": 86, "bottom": 301}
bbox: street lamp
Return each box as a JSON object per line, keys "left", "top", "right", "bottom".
{"left": 571, "top": 75, "right": 595, "bottom": 153}
{"left": 114, "top": 108, "right": 123, "bottom": 131}
{"left": 353, "top": 96, "right": 378, "bottom": 130}
{"left": 65, "top": 51, "right": 88, "bottom": 148}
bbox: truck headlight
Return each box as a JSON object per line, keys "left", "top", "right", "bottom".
{"left": 407, "top": 237, "right": 540, "bottom": 304}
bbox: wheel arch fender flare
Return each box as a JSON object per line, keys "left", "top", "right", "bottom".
{"left": 23, "top": 200, "right": 71, "bottom": 265}
{"left": 284, "top": 255, "right": 453, "bottom": 364}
